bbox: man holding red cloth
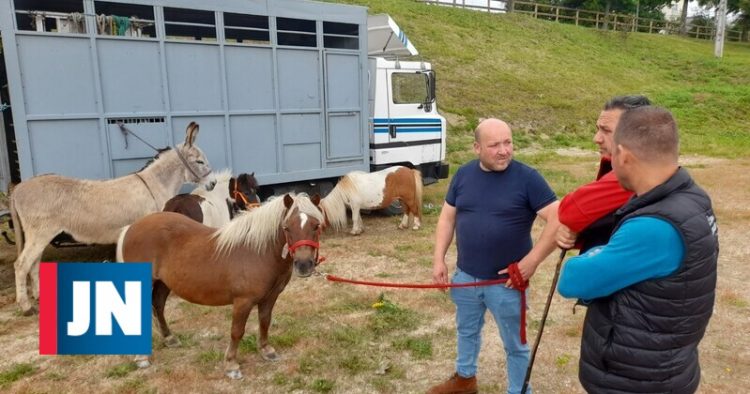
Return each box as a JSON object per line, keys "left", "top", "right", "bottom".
{"left": 556, "top": 96, "right": 651, "bottom": 252}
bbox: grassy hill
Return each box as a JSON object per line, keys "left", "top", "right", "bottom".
{"left": 334, "top": 0, "right": 750, "bottom": 162}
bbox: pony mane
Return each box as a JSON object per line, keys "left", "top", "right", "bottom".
{"left": 213, "top": 193, "right": 323, "bottom": 255}
{"left": 319, "top": 175, "right": 357, "bottom": 231}
{"left": 195, "top": 168, "right": 233, "bottom": 195}
{"left": 212, "top": 168, "right": 233, "bottom": 184}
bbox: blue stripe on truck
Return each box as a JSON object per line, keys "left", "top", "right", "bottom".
{"left": 373, "top": 127, "right": 442, "bottom": 133}
{"left": 373, "top": 118, "right": 442, "bottom": 124}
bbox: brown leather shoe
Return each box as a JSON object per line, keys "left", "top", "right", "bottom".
{"left": 426, "top": 372, "right": 478, "bottom": 394}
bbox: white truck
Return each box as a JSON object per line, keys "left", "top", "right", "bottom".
{"left": 366, "top": 14, "right": 448, "bottom": 186}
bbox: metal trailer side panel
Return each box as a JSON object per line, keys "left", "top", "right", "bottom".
{"left": 0, "top": 0, "right": 369, "bottom": 189}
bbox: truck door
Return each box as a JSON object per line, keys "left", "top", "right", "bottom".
{"left": 384, "top": 69, "right": 442, "bottom": 166}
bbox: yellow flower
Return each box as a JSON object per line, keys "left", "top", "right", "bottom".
{"left": 372, "top": 302, "right": 385, "bottom": 309}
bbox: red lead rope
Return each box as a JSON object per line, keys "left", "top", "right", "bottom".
{"left": 326, "top": 263, "right": 529, "bottom": 344}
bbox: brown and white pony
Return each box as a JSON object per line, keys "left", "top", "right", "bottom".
{"left": 10, "top": 122, "right": 211, "bottom": 314}
{"left": 116, "top": 193, "right": 324, "bottom": 379}
{"left": 320, "top": 166, "right": 423, "bottom": 235}
{"left": 162, "top": 169, "right": 260, "bottom": 227}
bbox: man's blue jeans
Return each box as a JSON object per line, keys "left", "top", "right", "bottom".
{"left": 450, "top": 268, "right": 531, "bottom": 394}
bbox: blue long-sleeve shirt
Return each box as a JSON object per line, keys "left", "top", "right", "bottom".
{"left": 558, "top": 217, "right": 685, "bottom": 300}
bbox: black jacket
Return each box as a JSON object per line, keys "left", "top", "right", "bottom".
{"left": 579, "top": 168, "right": 719, "bottom": 393}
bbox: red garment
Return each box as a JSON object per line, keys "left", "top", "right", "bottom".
{"left": 558, "top": 160, "right": 634, "bottom": 233}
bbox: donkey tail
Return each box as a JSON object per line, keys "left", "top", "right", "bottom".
{"left": 115, "top": 225, "right": 130, "bottom": 262}
{"left": 412, "top": 169, "right": 423, "bottom": 218}
{"left": 9, "top": 194, "right": 24, "bottom": 255}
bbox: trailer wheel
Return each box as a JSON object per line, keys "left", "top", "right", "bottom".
{"left": 376, "top": 200, "right": 403, "bottom": 216}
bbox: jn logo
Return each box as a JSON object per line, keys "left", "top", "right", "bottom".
{"left": 39, "top": 262, "right": 152, "bottom": 355}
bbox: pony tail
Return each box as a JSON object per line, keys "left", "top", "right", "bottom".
{"left": 412, "top": 169, "right": 423, "bottom": 218}
{"left": 115, "top": 225, "right": 130, "bottom": 262}
{"left": 319, "top": 177, "right": 352, "bottom": 232}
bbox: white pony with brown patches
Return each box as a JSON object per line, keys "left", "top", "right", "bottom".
{"left": 162, "top": 169, "right": 260, "bottom": 227}
{"left": 320, "top": 166, "right": 423, "bottom": 235}
{"left": 10, "top": 122, "right": 211, "bottom": 314}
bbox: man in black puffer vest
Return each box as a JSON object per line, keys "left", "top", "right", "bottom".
{"left": 557, "top": 106, "right": 718, "bottom": 393}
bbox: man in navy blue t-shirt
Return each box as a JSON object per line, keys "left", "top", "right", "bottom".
{"left": 428, "top": 118, "right": 560, "bottom": 394}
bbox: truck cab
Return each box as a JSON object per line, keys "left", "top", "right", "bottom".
{"left": 367, "top": 15, "right": 449, "bottom": 185}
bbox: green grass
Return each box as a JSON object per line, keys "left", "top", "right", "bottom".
{"left": 0, "top": 363, "right": 34, "bottom": 387}
{"left": 311, "top": 378, "right": 336, "bottom": 393}
{"left": 555, "top": 353, "right": 573, "bottom": 368}
{"left": 331, "top": 0, "right": 750, "bottom": 159}
{"left": 196, "top": 349, "right": 223, "bottom": 364}
{"left": 238, "top": 334, "right": 258, "bottom": 354}
{"left": 392, "top": 336, "right": 434, "bottom": 359}
{"left": 369, "top": 293, "right": 421, "bottom": 334}
{"left": 338, "top": 354, "right": 375, "bottom": 374}
{"left": 104, "top": 362, "right": 137, "bottom": 378}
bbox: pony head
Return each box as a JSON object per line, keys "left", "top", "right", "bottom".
{"left": 176, "top": 122, "right": 212, "bottom": 184}
{"left": 231, "top": 172, "right": 261, "bottom": 210}
{"left": 282, "top": 193, "right": 323, "bottom": 277}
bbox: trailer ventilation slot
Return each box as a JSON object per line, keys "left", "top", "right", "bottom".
{"left": 106, "top": 117, "right": 165, "bottom": 125}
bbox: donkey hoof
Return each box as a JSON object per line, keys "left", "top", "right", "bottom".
{"left": 226, "top": 369, "right": 243, "bottom": 380}
{"left": 164, "top": 335, "right": 181, "bottom": 348}
{"left": 135, "top": 356, "right": 151, "bottom": 369}
{"left": 21, "top": 306, "right": 38, "bottom": 316}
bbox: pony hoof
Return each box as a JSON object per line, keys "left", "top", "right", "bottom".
{"left": 21, "top": 306, "right": 38, "bottom": 316}
{"left": 398, "top": 224, "right": 407, "bottom": 230}
{"left": 226, "top": 370, "right": 243, "bottom": 380}
{"left": 411, "top": 225, "right": 420, "bottom": 230}
{"left": 261, "top": 348, "right": 280, "bottom": 362}
{"left": 350, "top": 230, "right": 363, "bottom": 236}
{"left": 164, "top": 335, "right": 181, "bottom": 348}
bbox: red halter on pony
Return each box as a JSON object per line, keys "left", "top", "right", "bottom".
{"left": 285, "top": 227, "right": 325, "bottom": 265}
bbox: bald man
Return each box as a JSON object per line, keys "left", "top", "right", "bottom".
{"left": 558, "top": 107, "right": 718, "bottom": 393}
{"left": 429, "top": 119, "right": 560, "bottom": 394}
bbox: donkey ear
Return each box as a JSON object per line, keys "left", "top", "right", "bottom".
{"left": 185, "top": 122, "right": 199, "bottom": 147}
{"left": 283, "top": 194, "right": 294, "bottom": 209}
{"left": 310, "top": 193, "right": 321, "bottom": 207}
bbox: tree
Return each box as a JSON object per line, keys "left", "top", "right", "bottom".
{"left": 679, "top": 0, "right": 691, "bottom": 35}
{"left": 729, "top": 0, "right": 750, "bottom": 40}
{"left": 561, "top": 0, "right": 671, "bottom": 26}
{"left": 699, "top": 0, "right": 750, "bottom": 40}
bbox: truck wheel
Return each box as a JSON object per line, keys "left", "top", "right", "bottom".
{"left": 377, "top": 200, "right": 403, "bottom": 216}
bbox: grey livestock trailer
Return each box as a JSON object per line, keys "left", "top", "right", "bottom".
{"left": 0, "top": 0, "right": 373, "bottom": 197}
